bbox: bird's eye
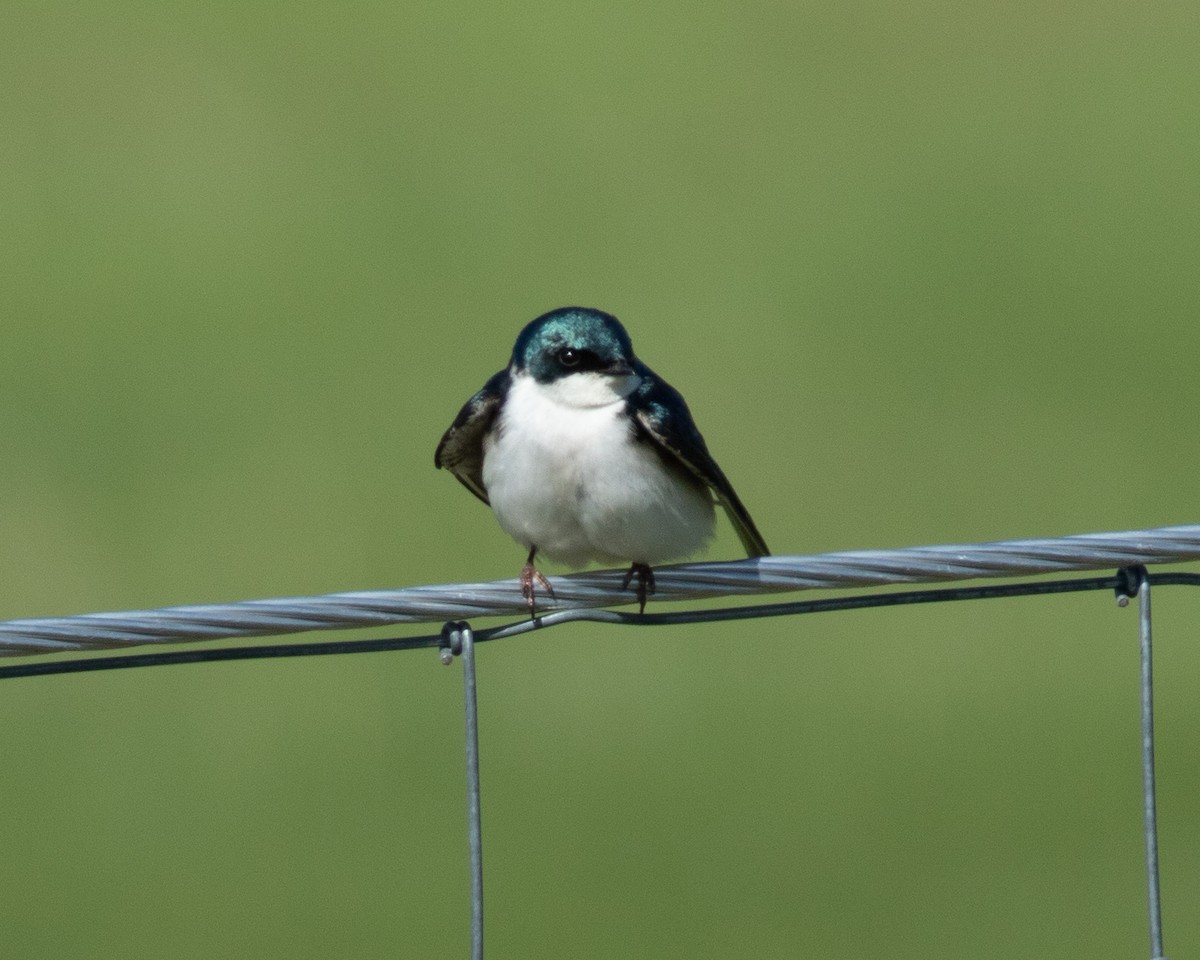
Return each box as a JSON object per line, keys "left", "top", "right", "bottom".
{"left": 558, "top": 347, "right": 580, "bottom": 367}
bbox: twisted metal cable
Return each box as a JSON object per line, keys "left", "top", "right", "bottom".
{"left": 2, "top": 525, "right": 1198, "bottom": 656}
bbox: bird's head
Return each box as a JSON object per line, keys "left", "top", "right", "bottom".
{"left": 510, "top": 307, "right": 641, "bottom": 407}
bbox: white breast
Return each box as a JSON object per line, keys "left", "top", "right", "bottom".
{"left": 481, "top": 371, "right": 716, "bottom": 567}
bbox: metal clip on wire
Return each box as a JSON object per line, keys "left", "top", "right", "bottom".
{"left": 439, "top": 620, "right": 470, "bottom": 664}
{"left": 1114, "top": 564, "right": 1146, "bottom": 607}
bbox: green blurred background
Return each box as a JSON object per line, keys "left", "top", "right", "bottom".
{"left": 2, "top": 1, "right": 1197, "bottom": 957}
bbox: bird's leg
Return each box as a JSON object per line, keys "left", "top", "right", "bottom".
{"left": 621, "top": 562, "right": 656, "bottom": 614}
{"left": 520, "top": 545, "right": 554, "bottom": 617}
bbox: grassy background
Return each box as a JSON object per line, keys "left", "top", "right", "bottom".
{"left": 2, "top": 1, "right": 1198, "bottom": 957}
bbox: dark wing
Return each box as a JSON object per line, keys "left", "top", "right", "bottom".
{"left": 434, "top": 369, "right": 510, "bottom": 505}
{"left": 629, "top": 365, "right": 770, "bottom": 557}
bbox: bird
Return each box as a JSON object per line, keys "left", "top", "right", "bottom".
{"left": 434, "top": 306, "right": 769, "bottom": 614}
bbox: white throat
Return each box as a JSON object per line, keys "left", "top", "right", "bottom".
{"left": 537, "top": 369, "right": 642, "bottom": 408}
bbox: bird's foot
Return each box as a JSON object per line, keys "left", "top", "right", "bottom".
{"left": 520, "top": 559, "right": 554, "bottom": 618}
{"left": 621, "top": 562, "right": 656, "bottom": 613}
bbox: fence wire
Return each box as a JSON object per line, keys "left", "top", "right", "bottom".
{"left": 1, "top": 525, "right": 1198, "bottom": 657}
{"left": 1, "top": 525, "right": 1195, "bottom": 960}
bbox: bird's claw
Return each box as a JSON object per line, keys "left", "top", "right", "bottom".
{"left": 621, "top": 562, "right": 656, "bottom": 613}
{"left": 520, "top": 561, "right": 554, "bottom": 618}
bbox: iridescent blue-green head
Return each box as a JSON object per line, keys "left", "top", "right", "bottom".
{"left": 511, "top": 307, "right": 635, "bottom": 384}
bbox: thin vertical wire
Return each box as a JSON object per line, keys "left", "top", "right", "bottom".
{"left": 440, "top": 621, "right": 485, "bottom": 960}
{"left": 461, "top": 625, "right": 484, "bottom": 960}
{"left": 1137, "top": 570, "right": 1166, "bottom": 960}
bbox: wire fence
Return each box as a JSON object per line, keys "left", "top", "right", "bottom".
{"left": 2, "top": 524, "right": 1197, "bottom": 960}
{"left": 1, "top": 524, "right": 1198, "bottom": 656}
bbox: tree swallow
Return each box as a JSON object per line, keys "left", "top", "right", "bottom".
{"left": 435, "top": 306, "right": 769, "bottom": 613}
